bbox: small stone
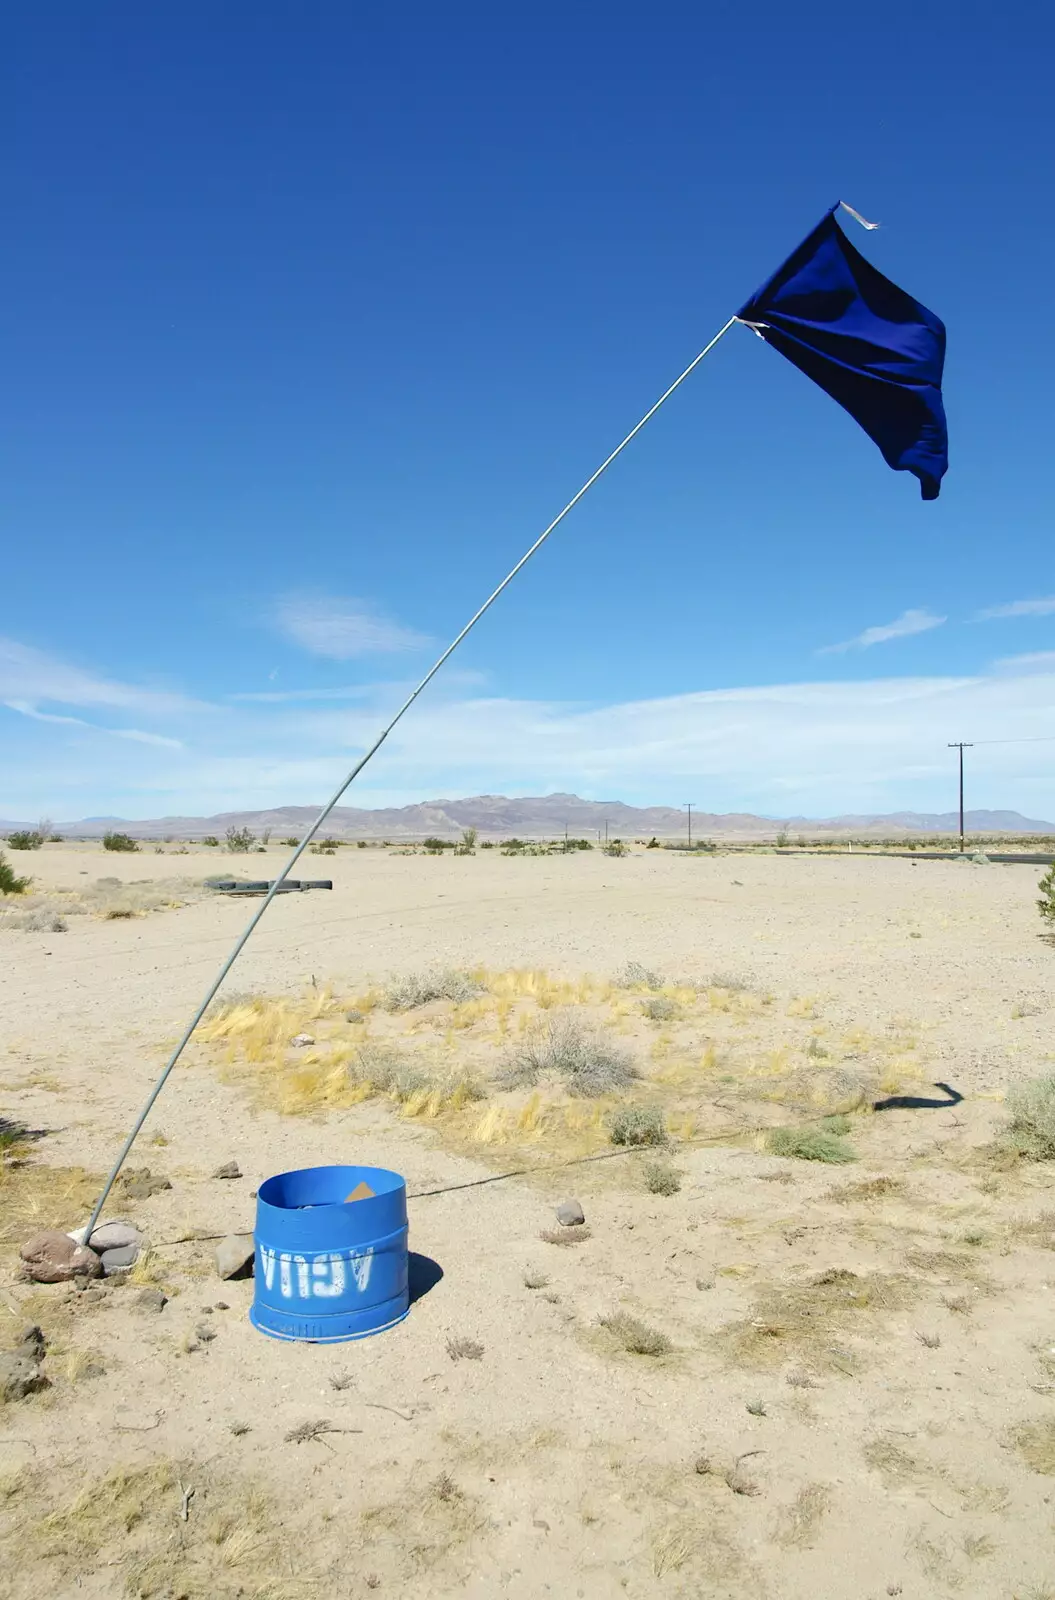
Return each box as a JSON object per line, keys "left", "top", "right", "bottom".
{"left": 346, "top": 1010, "right": 365, "bottom": 1024}
{"left": 290, "top": 1033, "right": 315, "bottom": 1048}
{"left": 215, "top": 1234, "right": 255, "bottom": 1280}
{"left": 12, "top": 1324, "right": 46, "bottom": 1361}
{"left": 555, "top": 1200, "right": 585, "bottom": 1227}
{"left": 134, "top": 1288, "right": 168, "bottom": 1314}
{"left": 100, "top": 1242, "right": 141, "bottom": 1276}
{"left": 20, "top": 1230, "right": 102, "bottom": 1283}
{"left": 215, "top": 1300, "right": 229, "bottom": 1311}
{"left": 212, "top": 1160, "right": 242, "bottom": 1180}
{"left": 86, "top": 1221, "right": 141, "bottom": 1253}
{"left": 0, "top": 1352, "right": 49, "bottom": 1402}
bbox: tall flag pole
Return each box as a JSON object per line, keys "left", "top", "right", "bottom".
{"left": 83, "top": 204, "right": 948, "bottom": 1237}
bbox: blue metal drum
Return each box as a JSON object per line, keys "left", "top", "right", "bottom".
{"left": 250, "top": 1164, "right": 409, "bottom": 1342}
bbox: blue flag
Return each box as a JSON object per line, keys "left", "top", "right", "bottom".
{"left": 738, "top": 204, "right": 948, "bottom": 499}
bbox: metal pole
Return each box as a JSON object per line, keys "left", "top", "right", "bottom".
{"left": 685, "top": 802, "right": 693, "bottom": 850}
{"left": 948, "top": 742, "right": 973, "bottom": 853}
{"left": 82, "top": 316, "right": 742, "bottom": 1238}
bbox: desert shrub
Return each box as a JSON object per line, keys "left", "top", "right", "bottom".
{"left": 644, "top": 1160, "right": 682, "bottom": 1195}
{"left": 701, "top": 971, "right": 752, "bottom": 992}
{"left": 422, "top": 836, "right": 452, "bottom": 854}
{"left": 598, "top": 1310, "right": 671, "bottom": 1356}
{"left": 225, "top": 826, "right": 255, "bottom": 853}
{"left": 609, "top": 1103, "right": 668, "bottom": 1147}
{"left": 102, "top": 831, "right": 139, "bottom": 852}
{"left": 459, "top": 828, "right": 478, "bottom": 852}
{"left": 282, "top": 836, "right": 298, "bottom": 847}
{"left": 0, "top": 852, "right": 31, "bottom": 895}
{"left": 767, "top": 1124, "right": 857, "bottom": 1163}
{"left": 480, "top": 840, "right": 495, "bottom": 849}
{"left": 603, "top": 840, "right": 628, "bottom": 856}
{"left": 501, "top": 1013, "right": 636, "bottom": 1097}
{"left": 642, "top": 996, "right": 680, "bottom": 1022}
{"left": 1004, "top": 1074, "right": 1055, "bottom": 1160}
{"left": 382, "top": 969, "right": 484, "bottom": 1011}
{"left": 647, "top": 836, "right": 659, "bottom": 848}
{"left": 1038, "top": 867, "right": 1055, "bottom": 925}
{"left": 201, "top": 836, "right": 220, "bottom": 847}
{"left": 501, "top": 838, "right": 526, "bottom": 852}
{"left": 7, "top": 830, "right": 42, "bottom": 850}
{"left": 615, "top": 960, "right": 664, "bottom": 990}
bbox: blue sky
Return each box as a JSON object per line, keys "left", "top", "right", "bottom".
{"left": 4, "top": 2, "right": 1054, "bottom": 821}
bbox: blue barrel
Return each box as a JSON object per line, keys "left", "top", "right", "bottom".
{"left": 250, "top": 1164, "right": 409, "bottom": 1343}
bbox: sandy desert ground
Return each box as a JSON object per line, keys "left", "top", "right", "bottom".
{"left": 3, "top": 842, "right": 1055, "bottom": 1599}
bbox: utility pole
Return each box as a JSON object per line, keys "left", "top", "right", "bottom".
{"left": 948, "top": 742, "right": 973, "bottom": 853}
{"left": 685, "top": 803, "right": 694, "bottom": 851}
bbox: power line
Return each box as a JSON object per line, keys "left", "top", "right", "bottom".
{"left": 964, "top": 733, "right": 1055, "bottom": 747}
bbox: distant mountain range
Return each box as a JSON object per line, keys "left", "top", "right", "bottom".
{"left": 4, "top": 794, "right": 1053, "bottom": 840}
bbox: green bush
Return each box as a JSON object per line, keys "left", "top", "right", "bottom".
{"left": 1038, "top": 866, "right": 1055, "bottom": 925}
{"left": 423, "top": 836, "right": 452, "bottom": 854}
{"left": 603, "top": 840, "right": 628, "bottom": 857}
{"left": 767, "top": 1124, "right": 856, "bottom": 1163}
{"left": 202, "top": 836, "right": 220, "bottom": 846}
{"left": 102, "top": 831, "right": 139, "bottom": 853}
{"left": 0, "top": 851, "right": 32, "bottom": 894}
{"left": 7, "top": 831, "right": 42, "bottom": 850}
{"left": 609, "top": 1104, "right": 668, "bottom": 1147}
{"left": 282, "top": 837, "right": 298, "bottom": 847}
{"left": 225, "top": 826, "right": 256, "bottom": 853}
{"left": 643, "top": 1160, "right": 681, "bottom": 1195}
{"left": 1004, "top": 1074, "right": 1055, "bottom": 1160}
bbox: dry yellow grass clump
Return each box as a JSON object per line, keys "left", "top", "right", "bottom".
{"left": 0, "top": 1149, "right": 98, "bottom": 1250}
{"left": 718, "top": 1266, "right": 917, "bottom": 1375}
{"left": 0, "top": 875, "right": 201, "bottom": 931}
{"left": 0, "top": 1457, "right": 295, "bottom": 1598}
{"left": 193, "top": 966, "right": 886, "bottom": 1168}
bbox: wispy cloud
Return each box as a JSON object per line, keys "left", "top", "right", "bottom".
{"left": 6, "top": 632, "right": 1055, "bottom": 822}
{"left": 993, "top": 651, "right": 1055, "bottom": 673}
{"left": 977, "top": 596, "right": 1055, "bottom": 620}
{"left": 818, "top": 608, "right": 946, "bottom": 655}
{"left": 229, "top": 685, "right": 380, "bottom": 704}
{"left": 273, "top": 594, "right": 430, "bottom": 659}
{"left": 4, "top": 700, "right": 183, "bottom": 748}
{"left": 0, "top": 636, "right": 201, "bottom": 714}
